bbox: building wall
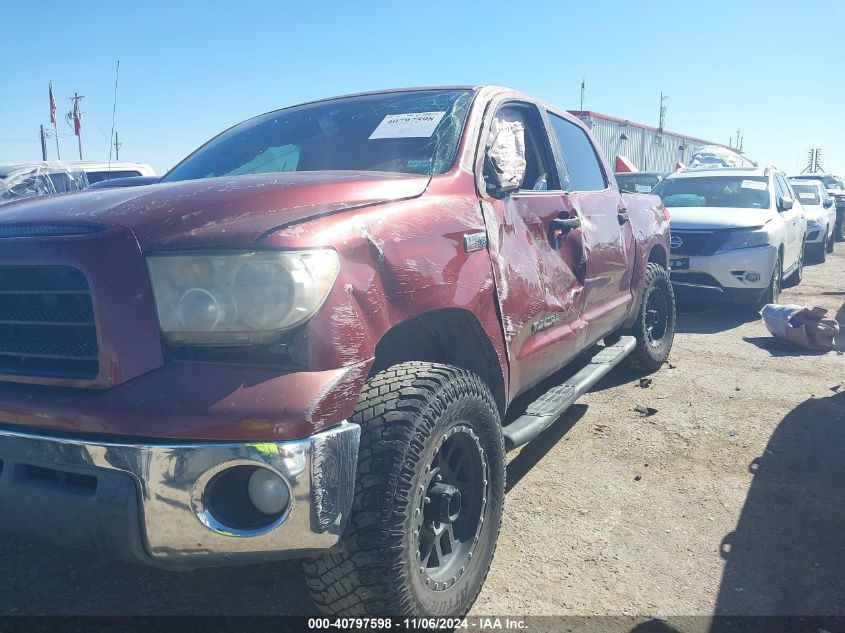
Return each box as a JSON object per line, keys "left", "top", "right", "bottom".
{"left": 572, "top": 113, "right": 720, "bottom": 172}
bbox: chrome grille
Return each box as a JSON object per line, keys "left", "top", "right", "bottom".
{"left": 0, "top": 266, "right": 98, "bottom": 379}
{"left": 670, "top": 230, "right": 729, "bottom": 256}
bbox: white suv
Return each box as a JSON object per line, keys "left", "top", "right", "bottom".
{"left": 652, "top": 166, "right": 807, "bottom": 308}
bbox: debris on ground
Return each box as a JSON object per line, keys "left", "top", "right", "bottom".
{"left": 634, "top": 405, "right": 658, "bottom": 416}
{"left": 760, "top": 304, "right": 839, "bottom": 351}
{"left": 831, "top": 384, "right": 842, "bottom": 393}
{"left": 639, "top": 377, "right": 653, "bottom": 389}
{"left": 728, "top": 429, "right": 738, "bottom": 437}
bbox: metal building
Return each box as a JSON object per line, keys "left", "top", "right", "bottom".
{"left": 568, "top": 110, "right": 731, "bottom": 173}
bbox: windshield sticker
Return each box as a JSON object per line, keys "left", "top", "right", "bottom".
{"left": 369, "top": 111, "right": 447, "bottom": 139}
{"left": 798, "top": 192, "right": 817, "bottom": 200}
{"left": 740, "top": 180, "right": 767, "bottom": 191}
{"left": 635, "top": 184, "right": 653, "bottom": 193}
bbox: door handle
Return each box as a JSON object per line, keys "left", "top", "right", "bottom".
{"left": 550, "top": 217, "right": 581, "bottom": 233}
{"left": 618, "top": 209, "right": 630, "bottom": 225}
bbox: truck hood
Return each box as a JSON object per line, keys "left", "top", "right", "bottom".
{"left": 0, "top": 171, "right": 430, "bottom": 250}
{"left": 667, "top": 206, "right": 774, "bottom": 230}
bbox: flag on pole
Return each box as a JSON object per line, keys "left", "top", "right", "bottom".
{"left": 72, "top": 95, "right": 81, "bottom": 136}
{"left": 49, "top": 81, "right": 56, "bottom": 124}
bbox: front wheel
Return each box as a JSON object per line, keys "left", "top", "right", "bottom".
{"left": 836, "top": 214, "right": 845, "bottom": 242}
{"left": 826, "top": 228, "right": 835, "bottom": 254}
{"left": 303, "top": 362, "right": 505, "bottom": 617}
{"left": 756, "top": 251, "right": 782, "bottom": 310}
{"left": 619, "top": 262, "right": 676, "bottom": 373}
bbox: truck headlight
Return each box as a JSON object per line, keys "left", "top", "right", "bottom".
{"left": 146, "top": 250, "right": 339, "bottom": 345}
{"left": 719, "top": 228, "right": 771, "bottom": 251}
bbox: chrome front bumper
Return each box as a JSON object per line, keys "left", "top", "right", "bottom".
{"left": 0, "top": 422, "right": 360, "bottom": 568}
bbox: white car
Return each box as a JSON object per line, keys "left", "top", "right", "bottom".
{"left": 0, "top": 162, "right": 88, "bottom": 205}
{"left": 789, "top": 178, "right": 836, "bottom": 262}
{"left": 652, "top": 166, "right": 807, "bottom": 309}
{"left": 64, "top": 160, "right": 156, "bottom": 185}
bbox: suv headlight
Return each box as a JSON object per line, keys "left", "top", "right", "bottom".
{"left": 719, "top": 227, "right": 772, "bottom": 251}
{"left": 146, "top": 250, "right": 339, "bottom": 345}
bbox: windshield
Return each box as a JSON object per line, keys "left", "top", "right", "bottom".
{"left": 790, "top": 183, "right": 821, "bottom": 205}
{"left": 163, "top": 89, "right": 474, "bottom": 182}
{"left": 615, "top": 173, "right": 662, "bottom": 193}
{"left": 792, "top": 175, "right": 843, "bottom": 190}
{"left": 652, "top": 176, "right": 770, "bottom": 209}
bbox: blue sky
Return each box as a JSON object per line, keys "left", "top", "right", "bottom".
{"left": 2, "top": 0, "right": 844, "bottom": 176}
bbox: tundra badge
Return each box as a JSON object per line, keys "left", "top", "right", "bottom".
{"left": 463, "top": 232, "right": 488, "bottom": 253}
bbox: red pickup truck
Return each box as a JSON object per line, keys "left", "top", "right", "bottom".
{"left": 0, "top": 86, "right": 673, "bottom": 616}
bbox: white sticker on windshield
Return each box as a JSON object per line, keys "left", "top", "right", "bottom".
{"left": 369, "top": 111, "right": 447, "bottom": 139}
{"left": 635, "top": 184, "right": 653, "bottom": 193}
{"left": 740, "top": 180, "right": 767, "bottom": 191}
{"left": 798, "top": 192, "right": 817, "bottom": 200}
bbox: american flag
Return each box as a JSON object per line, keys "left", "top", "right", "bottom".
{"left": 49, "top": 81, "right": 56, "bottom": 124}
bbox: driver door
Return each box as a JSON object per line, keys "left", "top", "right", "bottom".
{"left": 478, "top": 100, "right": 586, "bottom": 397}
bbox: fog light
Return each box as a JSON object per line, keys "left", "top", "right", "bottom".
{"left": 248, "top": 468, "right": 290, "bottom": 515}
{"left": 744, "top": 271, "right": 761, "bottom": 283}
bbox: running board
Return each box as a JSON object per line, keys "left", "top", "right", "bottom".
{"left": 503, "top": 336, "right": 637, "bottom": 450}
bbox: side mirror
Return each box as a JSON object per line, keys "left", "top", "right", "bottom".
{"left": 484, "top": 150, "right": 525, "bottom": 198}
{"left": 483, "top": 119, "right": 527, "bottom": 198}
{"left": 823, "top": 199, "right": 833, "bottom": 208}
{"left": 777, "top": 197, "right": 793, "bottom": 212}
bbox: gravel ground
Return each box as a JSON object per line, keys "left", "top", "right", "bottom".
{"left": 1, "top": 247, "right": 843, "bottom": 620}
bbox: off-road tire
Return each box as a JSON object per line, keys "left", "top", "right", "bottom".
{"left": 303, "top": 362, "right": 505, "bottom": 617}
{"left": 620, "top": 262, "right": 675, "bottom": 373}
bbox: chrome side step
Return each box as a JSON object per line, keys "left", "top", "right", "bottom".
{"left": 503, "top": 336, "right": 637, "bottom": 450}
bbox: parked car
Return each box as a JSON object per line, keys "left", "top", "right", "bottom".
{"left": 615, "top": 171, "right": 669, "bottom": 193}
{"left": 790, "top": 173, "right": 845, "bottom": 241}
{"left": 653, "top": 166, "right": 807, "bottom": 309}
{"left": 87, "top": 175, "right": 160, "bottom": 190}
{"left": 0, "top": 86, "right": 674, "bottom": 617}
{"left": 68, "top": 160, "right": 156, "bottom": 184}
{"left": 0, "top": 162, "right": 88, "bottom": 205}
{"left": 789, "top": 178, "right": 836, "bottom": 262}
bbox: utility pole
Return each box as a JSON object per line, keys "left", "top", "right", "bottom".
{"left": 580, "top": 77, "right": 586, "bottom": 111}
{"left": 735, "top": 128, "right": 743, "bottom": 152}
{"left": 39, "top": 125, "right": 47, "bottom": 161}
{"left": 69, "top": 93, "right": 84, "bottom": 160}
{"left": 801, "top": 148, "right": 824, "bottom": 173}
{"left": 658, "top": 93, "right": 668, "bottom": 132}
{"left": 114, "top": 131, "right": 122, "bottom": 160}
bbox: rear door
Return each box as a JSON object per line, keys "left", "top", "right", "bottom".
{"left": 545, "top": 111, "right": 635, "bottom": 341}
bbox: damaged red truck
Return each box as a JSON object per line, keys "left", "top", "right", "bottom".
{"left": 0, "top": 86, "right": 674, "bottom": 616}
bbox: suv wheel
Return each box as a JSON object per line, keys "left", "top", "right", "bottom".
{"left": 620, "top": 262, "right": 675, "bottom": 373}
{"left": 758, "top": 251, "right": 782, "bottom": 309}
{"left": 827, "top": 229, "right": 835, "bottom": 254}
{"left": 836, "top": 215, "right": 845, "bottom": 242}
{"left": 303, "top": 362, "right": 505, "bottom": 617}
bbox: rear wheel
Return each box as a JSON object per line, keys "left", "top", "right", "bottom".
{"left": 836, "top": 214, "right": 845, "bottom": 242}
{"left": 303, "top": 362, "right": 505, "bottom": 617}
{"left": 619, "top": 262, "right": 675, "bottom": 373}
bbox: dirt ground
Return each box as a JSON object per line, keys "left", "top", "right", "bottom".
{"left": 1, "top": 248, "right": 843, "bottom": 621}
